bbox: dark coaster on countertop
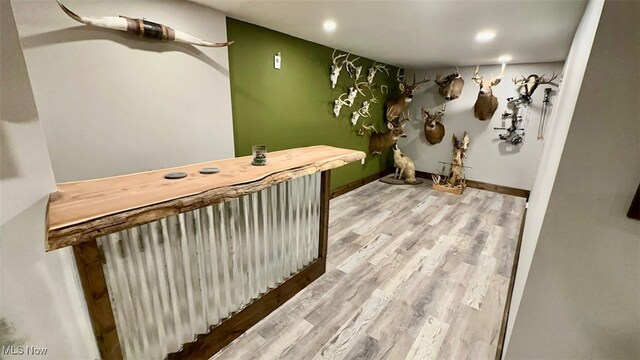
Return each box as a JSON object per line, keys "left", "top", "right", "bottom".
{"left": 199, "top": 167, "right": 220, "bottom": 174}
{"left": 164, "top": 172, "right": 188, "bottom": 180}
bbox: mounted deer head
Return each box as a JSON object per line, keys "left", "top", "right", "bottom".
{"left": 385, "top": 70, "right": 430, "bottom": 122}
{"left": 330, "top": 50, "right": 349, "bottom": 89}
{"left": 472, "top": 64, "right": 505, "bottom": 120}
{"left": 435, "top": 67, "right": 465, "bottom": 100}
{"left": 421, "top": 104, "right": 446, "bottom": 145}
{"left": 513, "top": 73, "right": 558, "bottom": 100}
{"left": 369, "top": 113, "right": 411, "bottom": 155}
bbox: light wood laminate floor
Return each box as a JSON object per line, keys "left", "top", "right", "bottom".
{"left": 212, "top": 179, "right": 526, "bottom": 360}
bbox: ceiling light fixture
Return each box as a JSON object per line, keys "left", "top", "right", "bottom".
{"left": 323, "top": 20, "right": 337, "bottom": 33}
{"left": 476, "top": 30, "right": 496, "bottom": 42}
{"left": 498, "top": 54, "right": 513, "bottom": 63}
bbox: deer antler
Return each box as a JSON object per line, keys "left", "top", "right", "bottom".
{"left": 375, "top": 63, "right": 390, "bottom": 74}
{"left": 399, "top": 111, "right": 413, "bottom": 124}
{"left": 359, "top": 123, "right": 378, "bottom": 135}
{"left": 431, "top": 173, "right": 441, "bottom": 185}
{"left": 513, "top": 74, "right": 528, "bottom": 85}
{"left": 396, "top": 68, "right": 405, "bottom": 84}
{"left": 331, "top": 49, "right": 348, "bottom": 66}
{"left": 354, "top": 81, "right": 370, "bottom": 96}
{"left": 491, "top": 63, "right": 506, "bottom": 86}
{"left": 344, "top": 56, "right": 361, "bottom": 77}
{"left": 538, "top": 72, "right": 559, "bottom": 84}
{"left": 472, "top": 65, "right": 483, "bottom": 85}
{"left": 411, "top": 72, "right": 431, "bottom": 87}
{"left": 397, "top": 69, "right": 430, "bottom": 88}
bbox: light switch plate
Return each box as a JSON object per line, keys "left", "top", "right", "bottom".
{"left": 274, "top": 52, "right": 281, "bottom": 69}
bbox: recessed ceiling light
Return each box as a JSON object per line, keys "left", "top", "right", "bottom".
{"left": 476, "top": 30, "right": 496, "bottom": 42}
{"left": 323, "top": 20, "right": 337, "bottom": 33}
{"left": 498, "top": 54, "right": 513, "bottom": 62}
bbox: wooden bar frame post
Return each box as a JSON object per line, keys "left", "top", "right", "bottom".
{"left": 73, "top": 240, "right": 123, "bottom": 360}
{"left": 319, "top": 170, "right": 331, "bottom": 262}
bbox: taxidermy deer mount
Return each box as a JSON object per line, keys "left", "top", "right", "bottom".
{"left": 386, "top": 70, "right": 431, "bottom": 122}
{"left": 392, "top": 144, "right": 417, "bottom": 184}
{"left": 448, "top": 132, "right": 470, "bottom": 187}
{"left": 435, "top": 68, "right": 465, "bottom": 100}
{"left": 472, "top": 64, "right": 505, "bottom": 120}
{"left": 56, "top": 1, "right": 233, "bottom": 47}
{"left": 422, "top": 104, "right": 446, "bottom": 145}
{"left": 330, "top": 50, "right": 349, "bottom": 89}
{"left": 368, "top": 113, "right": 411, "bottom": 155}
{"left": 513, "top": 73, "right": 558, "bottom": 102}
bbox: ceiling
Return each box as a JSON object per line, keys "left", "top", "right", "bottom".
{"left": 195, "top": 0, "right": 587, "bottom": 68}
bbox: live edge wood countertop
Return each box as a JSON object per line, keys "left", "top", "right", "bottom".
{"left": 46, "top": 145, "right": 365, "bottom": 252}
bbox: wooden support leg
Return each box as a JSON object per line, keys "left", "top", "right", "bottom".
{"left": 73, "top": 240, "right": 122, "bottom": 360}
{"left": 319, "top": 170, "right": 331, "bottom": 261}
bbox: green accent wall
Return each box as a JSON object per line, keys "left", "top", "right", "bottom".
{"left": 226, "top": 18, "right": 400, "bottom": 191}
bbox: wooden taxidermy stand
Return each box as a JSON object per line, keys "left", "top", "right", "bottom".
{"left": 432, "top": 132, "right": 470, "bottom": 195}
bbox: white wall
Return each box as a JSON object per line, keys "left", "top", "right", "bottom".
{"left": 506, "top": 0, "right": 640, "bottom": 358}
{"left": 402, "top": 62, "right": 564, "bottom": 190}
{"left": 11, "top": 0, "right": 235, "bottom": 182}
{"left": 1, "top": 1, "right": 98, "bottom": 358}
{"left": 503, "top": 0, "right": 604, "bottom": 355}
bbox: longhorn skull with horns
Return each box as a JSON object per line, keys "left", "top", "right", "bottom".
{"left": 55, "top": 1, "right": 233, "bottom": 47}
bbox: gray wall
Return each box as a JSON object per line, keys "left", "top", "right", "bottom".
{"left": 11, "top": 0, "right": 235, "bottom": 182}
{"left": 506, "top": 0, "right": 640, "bottom": 358}
{"left": 403, "top": 62, "right": 564, "bottom": 191}
{"left": 1, "top": 1, "right": 98, "bottom": 358}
